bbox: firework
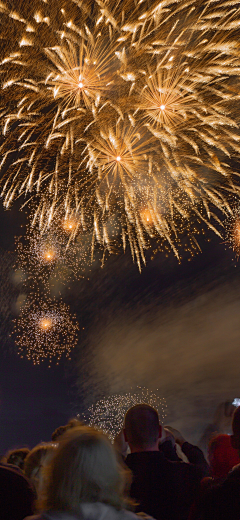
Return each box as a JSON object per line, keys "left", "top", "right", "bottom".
{"left": 1, "top": 0, "right": 240, "bottom": 267}
{"left": 15, "top": 210, "right": 89, "bottom": 289}
{"left": 224, "top": 205, "right": 240, "bottom": 258}
{"left": 82, "top": 387, "right": 167, "bottom": 442}
{"left": 13, "top": 296, "right": 79, "bottom": 365}
{"left": 62, "top": 217, "right": 78, "bottom": 233}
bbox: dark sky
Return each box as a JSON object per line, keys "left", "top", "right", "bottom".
{"left": 0, "top": 203, "right": 75, "bottom": 454}
{"left": 1, "top": 200, "right": 240, "bottom": 455}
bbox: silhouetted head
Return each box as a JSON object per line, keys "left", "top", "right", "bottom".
{"left": 4, "top": 448, "right": 30, "bottom": 470}
{"left": 51, "top": 418, "right": 83, "bottom": 441}
{"left": 124, "top": 404, "right": 161, "bottom": 452}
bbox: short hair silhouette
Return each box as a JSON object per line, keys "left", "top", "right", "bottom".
{"left": 124, "top": 404, "right": 160, "bottom": 449}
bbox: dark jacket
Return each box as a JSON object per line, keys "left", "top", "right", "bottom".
{"left": 25, "top": 513, "right": 82, "bottom": 520}
{"left": 190, "top": 463, "right": 240, "bottom": 520}
{"left": 0, "top": 463, "right": 35, "bottom": 520}
{"left": 125, "top": 442, "right": 209, "bottom": 520}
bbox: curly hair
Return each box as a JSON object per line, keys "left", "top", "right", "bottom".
{"left": 4, "top": 448, "right": 30, "bottom": 470}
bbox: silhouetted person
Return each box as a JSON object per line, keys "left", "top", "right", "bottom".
{"left": 124, "top": 404, "right": 208, "bottom": 520}
{"left": 0, "top": 462, "right": 35, "bottom": 520}
{"left": 51, "top": 418, "right": 83, "bottom": 442}
{"left": 190, "top": 406, "right": 240, "bottom": 520}
{"left": 2, "top": 447, "right": 30, "bottom": 471}
{"left": 208, "top": 434, "right": 240, "bottom": 481}
{"left": 25, "top": 426, "right": 146, "bottom": 520}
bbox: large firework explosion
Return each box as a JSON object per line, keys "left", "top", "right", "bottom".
{"left": 0, "top": 0, "right": 240, "bottom": 268}
{"left": 13, "top": 295, "right": 79, "bottom": 365}
{"left": 82, "top": 387, "right": 167, "bottom": 441}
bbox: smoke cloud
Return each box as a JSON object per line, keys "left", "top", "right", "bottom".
{"left": 75, "top": 243, "right": 240, "bottom": 445}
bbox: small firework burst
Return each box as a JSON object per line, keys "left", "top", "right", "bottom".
{"left": 45, "top": 37, "right": 116, "bottom": 109}
{"left": 82, "top": 387, "right": 167, "bottom": 441}
{"left": 13, "top": 296, "right": 79, "bottom": 365}
{"left": 15, "top": 212, "right": 88, "bottom": 288}
{"left": 138, "top": 65, "right": 195, "bottom": 128}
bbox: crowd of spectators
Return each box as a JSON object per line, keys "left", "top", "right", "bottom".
{"left": 1, "top": 401, "right": 240, "bottom": 520}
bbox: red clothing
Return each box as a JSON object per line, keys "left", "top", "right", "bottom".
{"left": 208, "top": 434, "right": 240, "bottom": 480}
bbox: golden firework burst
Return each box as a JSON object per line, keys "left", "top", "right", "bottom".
{"left": 82, "top": 387, "right": 168, "bottom": 442}
{"left": 0, "top": 0, "right": 240, "bottom": 268}
{"left": 138, "top": 65, "right": 195, "bottom": 128}
{"left": 45, "top": 38, "right": 115, "bottom": 109}
{"left": 14, "top": 297, "right": 79, "bottom": 365}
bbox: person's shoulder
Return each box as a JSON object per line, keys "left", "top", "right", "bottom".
{"left": 0, "top": 461, "right": 22, "bottom": 473}
{"left": 24, "top": 516, "right": 42, "bottom": 520}
{"left": 24, "top": 513, "right": 82, "bottom": 520}
{"left": 222, "top": 462, "right": 240, "bottom": 485}
{"left": 125, "top": 451, "right": 165, "bottom": 462}
{"left": 229, "top": 463, "right": 240, "bottom": 476}
{"left": 82, "top": 502, "right": 155, "bottom": 520}
{"left": 118, "top": 509, "right": 155, "bottom": 520}
{"left": 202, "top": 464, "right": 240, "bottom": 502}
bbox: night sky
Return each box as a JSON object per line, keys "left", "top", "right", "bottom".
{"left": 1, "top": 200, "right": 240, "bottom": 455}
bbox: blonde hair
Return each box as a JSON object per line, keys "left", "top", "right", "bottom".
{"left": 39, "top": 426, "right": 131, "bottom": 514}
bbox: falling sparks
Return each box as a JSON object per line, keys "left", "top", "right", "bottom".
{"left": 225, "top": 205, "right": 240, "bottom": 259}
{"left": 0, "top": 0, "right": 240, "bottom": 269}
{"left": 13, "top": 297, "right": 79, "bottom": 365}
{"left": 82, "top": 387, "right": 167, "bottom": 442}
{"left": 233, "top": 220, "right": 240, "bottom": 257}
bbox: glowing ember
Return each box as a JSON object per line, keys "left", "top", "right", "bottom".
{"left": 43, "top": 250, "right": 56, "bottom": 262}
{"left": 39, "top": 317, "right": 52, "bottom": 330}
{"left": 141, "top": 209, "right": 153, "bottom": 225}
{"left": 62, "top": 219, "right": 77, "bottom": 232}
